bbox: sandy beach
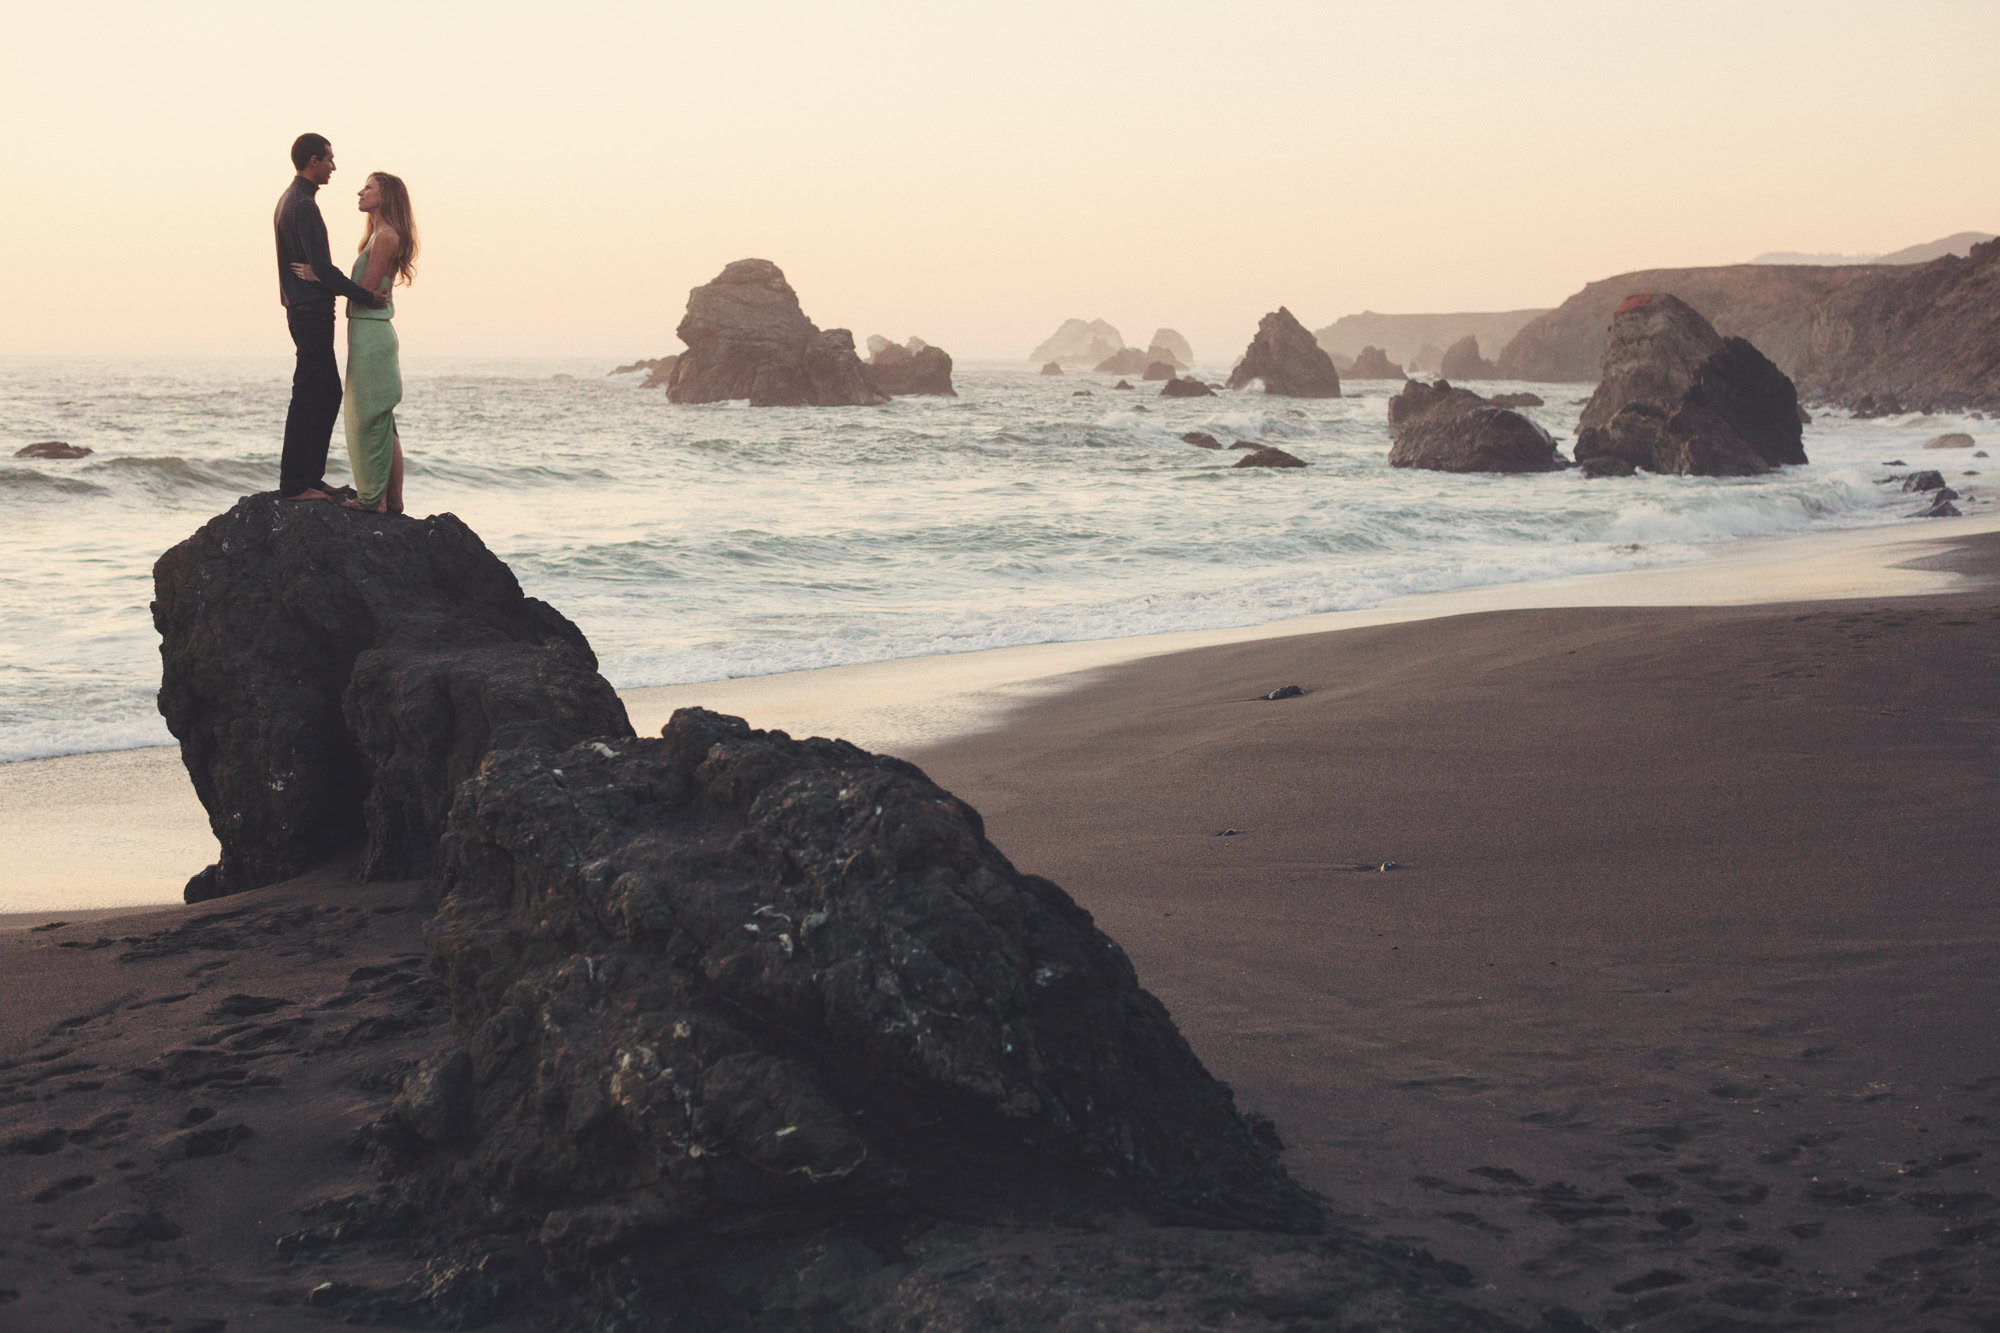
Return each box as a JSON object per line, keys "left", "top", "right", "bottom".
{"left": 2, "top": 515, "right": 1996, "bottom": 1328}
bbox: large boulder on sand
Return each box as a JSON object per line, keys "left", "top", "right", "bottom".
{"left": 666, "top": 259, "right": 888, "bottom": 406}
{"left": 1438, "top": 335, "right": 1498, "bottom": 380}
{"left": 1225, "top": 308, "right": 1343, "bottom": 397}
{"left": 1387, "top": 379, "right": 1565, "bottom": 473}
{"left": 1573, "top": 293, "right": 1807, "bottom": 476}
{"left": 1346, "top": 346, "right": 1406, "bottom": 379}
{"left": 152, "top": 495, "right": 631, "bottom": 901}
{"left": 406, "top": 707, "right": 1322, "bottom": 1267}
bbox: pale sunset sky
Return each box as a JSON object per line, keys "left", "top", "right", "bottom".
{"left": 3, "top": 1, "right": 1993, "bottom": 362}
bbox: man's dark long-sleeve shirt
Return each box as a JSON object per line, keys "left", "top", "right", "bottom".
{"left": 274, "top": 176, "right": 382, "bottom": 312}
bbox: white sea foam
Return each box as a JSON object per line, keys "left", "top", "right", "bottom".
{"left": 0, "top": 355, "right": 1988, "bottom": 762}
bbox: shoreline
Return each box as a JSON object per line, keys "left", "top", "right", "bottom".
{"left": 4, "top": 512, "right": 1996, "bottom": 918}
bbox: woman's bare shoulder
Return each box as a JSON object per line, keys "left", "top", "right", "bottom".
{"left": 370, "top": 224, "right": 402, "bottom": 249}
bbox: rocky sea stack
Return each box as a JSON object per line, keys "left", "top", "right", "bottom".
{"left": 1574, "top": 293, "right": 1807, "bottom": 477}
{"left": 1226, "top": 308, "right": 1344, "bottom": 397}
{"left": 152, "top": 495, "right": 632, "bottom": 901}
{"left": 666, "top": 259, "right": 887, "bottom": 407}
{"left": 1438, "top": 335, "right": 1499, "bottom": 380}
{"left": 1387, "top": 380, "right": 1564, "bottom": 473}
{"left": 1346, "top": 345, "right": 1406, "bottom": 379}
{"left": 864, "top": 334, "right": 956, "bottom": 396}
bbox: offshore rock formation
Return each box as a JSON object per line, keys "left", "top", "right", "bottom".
{"left": 152, "top": 495, "right": 631, "bottom": 902}
{"left": 1315, "top": 309, "right": 1549, "bottom": 369}
{"left": 396, "top": 708, "right": 1326, "bottom": 1314}
{"left": 1438, "top": 335, "right": 1499, "bottom": 380}
{"left": 1573, "top": 294, "right": 1806, "bottom": 476}
{"left": 1039, "top": 361, "right": 1063, "bottom": 376}
{"left": 667, "top": 260, "right": 887, "bottom": 407}
{"left": 1345, "top": 346, "right": 1406, "bottom": 379}
{"left": 609, "top": 355, "right": 679, "bottom": 388}
{"left": 1094, "top": 347, "right": 1152, "bottom": 375}
{"left": 1387, "top": 380, "right": 1564, "bottom": 473}
{"left": 1159, "top": 375, "right": 1216, "bottom": 398}
{"left": 1030, "top": 318, "right": 1124, "bottom": 367}
{"left": 14, "top": 441, "right": 93, "bottom": 459}
{"left": 1497, "top": 263, "right": 1897, "bottom": 382}
{"left": 1231, "top": 443, "right": 1308, "bottom": 468}
{"left": 1147, "top": 328, "right": 1194, "bottom": 369}
{"left": 1225, "top": 308, "right": 1343, "bottom": 397}
{"left": 863, "top": 335, "right": 956, "bottom": 396}
{"left": 1791, "top": 238, "right": 2000, "bottom": 413}
{"left": 1142, "top": 360, "right": 1177, "bottom": 381}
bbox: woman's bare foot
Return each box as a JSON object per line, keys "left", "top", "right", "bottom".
{"left": 340, "top": 496, "right": 388, "bottom": 513}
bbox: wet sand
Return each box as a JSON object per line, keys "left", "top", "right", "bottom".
{"left": 902, "top": 533, "right": 2000, "bottom": 1328}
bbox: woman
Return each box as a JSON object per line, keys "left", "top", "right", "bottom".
{"left": 291, "top": 171, "right": 417, "bottom": 513}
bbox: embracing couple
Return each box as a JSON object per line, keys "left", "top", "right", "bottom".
{"left": 273, "top": 131, "right": 417, "bottom": 513}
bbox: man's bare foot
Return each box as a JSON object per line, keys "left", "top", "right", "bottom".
{"left": 280, "top": 487, "right": 334, "bottom": 502}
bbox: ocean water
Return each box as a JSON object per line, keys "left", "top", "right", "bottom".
{"left": 0, "top": 354, "right": 1985, "bottom": 764}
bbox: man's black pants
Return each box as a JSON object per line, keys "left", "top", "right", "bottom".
{"left": 279, "top": 306, "right": 341, "bottom": 496}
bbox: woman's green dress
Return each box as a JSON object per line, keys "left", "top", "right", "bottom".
{"left": 341, "top": 250, "right": 400, "bottom": 507}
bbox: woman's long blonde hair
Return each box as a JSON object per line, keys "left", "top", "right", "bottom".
{"left": 357, "top": 172, "right": 419, "bottom": 285}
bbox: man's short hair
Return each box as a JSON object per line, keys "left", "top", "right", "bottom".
{"left": 291, "top": 133, "right": 331, "bottom": 171}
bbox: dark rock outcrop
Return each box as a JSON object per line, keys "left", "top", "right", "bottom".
{"left": 1438, "top": 335, "right": 1498, "bottom": 380}
{"left": 1030, "top": 319, "right": 1123, "bottom": 367}
{"left": 1160, "top": 376, "right": 1215, "bottom": 398}
{"left": 1487, "top": 392, "right": 1544, "bottom": 408}
{"left": 1142, "top": 360, "right": 1177, "bottom": 381}
{"left": 1095, "top": 347, "right": 1152, "bottom": 375}
{"left": 1579, "top": 454, "right": 1638, "bottom": 478}
{"left": 1386, "top": 380, "right": 1564, "bottom": 473}
{"left": 1924, "top": 432, "right": 1976, "bottom": 449}
{"left": 864, "top": 342, "right": 956, "bottom": 397}
{"left": 14, "top": 441, "right": 91, "bottom": 459}
{"left": 409, "top": 707, "right": 1323, "bottom": 1269}
{"left": 1114, "top": 379, "right": 1134, "bottom": 390}
{"left": 152, "top": 495, "right": 631, "bottom": 901}
{"left": 1793, "top": 239, "right": 2000, "bottom": 413}
{"left": 1181, "top": 431, "right": 1223, "bottom": 449}
{"left": 1232, "top": 445, "right": 1307, "bottom": 469}
{"left": 1226, "top": 309, "right": 1343, "bottom": 397}
{"left": 1040, "top": 361, "right": 1063, "bottom": 376}
{"left": 1498, "top": 262, "right": 1899, "bottom": 382}
{"left": 666, "top": 260, "right": 887, "bottom": 407}
{"left": 1573, "top": 294, "right": 1807, "bottom": 477}
{"left": 1916, "top": 494, "right": 1963, "bottom": 517}
{"left": 638, "top": 355, "right": 681, "bottom": 389}
{"left": 1901, "top": 470, "right": 1947, "bottom": 492}
{"left": 1345, "top": 346, "right": 1406, "bottom": 379}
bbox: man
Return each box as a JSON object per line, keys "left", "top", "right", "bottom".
{"left": 274, "top": 132, "right": 385, "bottom": 501}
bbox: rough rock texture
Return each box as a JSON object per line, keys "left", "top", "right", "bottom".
{"left": 864, "top": 345, "right": 956, "bottom": 397}
{"left": 1159, "top": 375, "right": 1215, "bottom": 398}
{"left": 638, "top": 355, "right": 681, "bottom": 389}
{"left": 1346, "top": 346, "right": 1406, "bottom": 379}
{"left": 1232, "top": 445, "right": 1308, "bottom": 469}
{"left": 1438, "top": 335, "right": 1499, "bottom": 380}
{"left": 1925, "top": 432, "right": 1976, "bottom": 449}
{"left": 152, "top": 495, "right": 631, "bottom": 901}
{"left": 1315, "top": 309, "right": 1549, "bottom": 369}
{"left": 1181, "top": 431, "right": 1223, "bottom": 449}
{"left": 16, "top": 441, "right": 93, "bottom": 459}
{"left": 1094, "top": 347, "right": 1151, "bottom": 375}
{"left": 1573, "top": 294, "right": 1807, "bottom": 477}
{"left": 1792, "top": 239, "right": 2000, "bottom": 413}
{"left": 1488, "top": 392, "right": 1544, "bottom": 408}
{"left": 1579, "top": 455, "right": 1638, "bottom": 478}
{"left": 1039, "top": 361, "right": 1063, "bottom": 376}
{"left": 409, "top": 708, "right": 1324, "bottom": 1284}
{"left": 1387, "top": 380, "right": 1564, "bottom": 473}
{"left": 1029, "top": 318, "right": 1124, "bottom": 367}
{"left": 1497, "top": 263, "right": 1899, "bottom": 382}
{"left": 1226, "top": 308, "right": 1343, "bottom": 397}
{"left": 666, "top": 260, "right": 887, "bottom": 407}
{"left": 1141, "top": 360, "right": 1177, "bottom": 381}
{"left": 1146, "top": 328, "right": 1194, "bottom": 369}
